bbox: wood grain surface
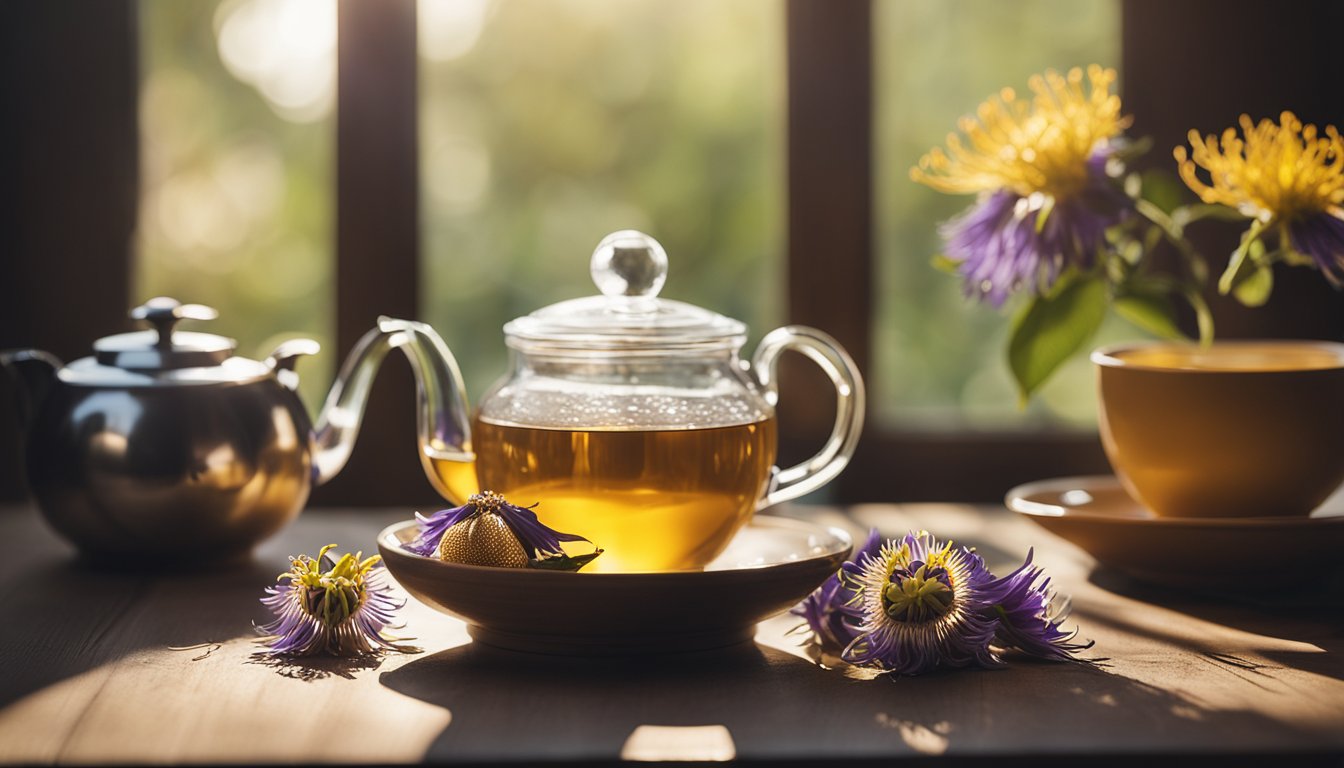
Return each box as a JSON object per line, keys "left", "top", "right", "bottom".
{"left": 0, "top": 503, "right": 1340, "bottom": 764}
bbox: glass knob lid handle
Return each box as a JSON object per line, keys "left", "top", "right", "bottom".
{"left": 590, "top": 230, "right": 668, "bottom": 299}
{"left": 130, "top": 297, "right": 219, "bottom": 346}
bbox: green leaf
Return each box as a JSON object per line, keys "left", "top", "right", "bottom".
{"left": 1008, "top": 274, "right": 1109, "bottom": 404}
{"left": 1138, "top": 169, "right": 1186, "bottom": 215}
{"left": 528, "top": 549, "right": 604, "bottom": 572}
{"left": 1114, "top": 291, "right": 1185, "bottom": 341}
{"left": 1229, "top": 258, "right": 1274, "bottom": 307}
{"left": 1124, "top": 172, "right": 1142, "bottom": 199}
{"left": 1120, "top": 238, "right": 1144, "bottom": 266}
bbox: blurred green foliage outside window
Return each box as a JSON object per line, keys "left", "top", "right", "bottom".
{"left": 137, "top": 0, "right": 336, "bottom": 409}
{"left": 418, "top": 0, "right": 785, "bottom": 402}
{"left": 137, "top": 0, "right": 1130, "bottom": 431}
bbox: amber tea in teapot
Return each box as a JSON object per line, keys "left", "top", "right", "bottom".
{"left": 433, "top": 416, "right": 777, "bottom": 573}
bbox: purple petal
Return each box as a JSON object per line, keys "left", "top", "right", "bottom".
{"left": 405, "top": 503, "right": 478, "bottom": 556}
{"left": 1288, "top": 212, "right": 1344, "bottom": 286}
{"left": 496, "top": 500, "right": 591, "bottom": 559}
{"left": 983, "top": 548, "right": 1093, "bottom": 661}
{"left": 842, "top": 607, "right": 1000, "bottom": 676}
{"left": 942, "top": 151, "right": 1130, "bottom": 306}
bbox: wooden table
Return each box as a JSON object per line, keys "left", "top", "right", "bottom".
{"left": 1, "top": 501, "right": 1341, "bottom": 765}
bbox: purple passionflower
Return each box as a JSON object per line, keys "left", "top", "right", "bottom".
{"left": 257, "top": 544, "right": 412, "bottom": 657}
{"left": 793, "top": 529, "right": 1091, "bottom": 676}
{"left": 406, "top": 490, "right": 599, "bottom": 571}
{"left": 943, "top": 153, "right": 1131, "bottom": 307}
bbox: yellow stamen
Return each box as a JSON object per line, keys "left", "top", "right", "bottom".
{"left": 1175, "top": 111, "right": 1344, "bottom": 224}
{"left": 911, "top": 65, "right": 1129, "bottom": 200}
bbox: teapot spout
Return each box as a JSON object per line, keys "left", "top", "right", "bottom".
{"left": 0, "top": 350, "right": 63, "bottom": 432}
{"left": 311, "top": 318, "right": 472, "bottom": 490}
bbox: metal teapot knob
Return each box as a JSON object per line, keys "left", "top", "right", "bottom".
{"left": 130, "top": 297, "right": 219, "bottom": 346}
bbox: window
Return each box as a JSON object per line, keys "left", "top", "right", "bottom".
{"left": 874, "top": 0, "right": 1124, "bottom": 430}
{"left": 6, "top": 0, "right": 1343, "bottom": 505}
{"left": 137, "top": 0, "right": 337, "bottom": 409}
{"left": 418, "top": 0, "right": 784, "bottom": 402}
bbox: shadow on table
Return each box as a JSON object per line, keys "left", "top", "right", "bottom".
{"left": 0, "top": 554, "right": 284, "bottom": 712}
{"left": 1084, "top": 568, "right": 1344, "bottom": 684}
{"left": 381, "top": 638, "right": 1325, "bottom": 763}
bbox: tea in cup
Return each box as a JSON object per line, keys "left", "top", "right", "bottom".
{"left": 1093, "top": 340, "right": 1344, "bottom": 518}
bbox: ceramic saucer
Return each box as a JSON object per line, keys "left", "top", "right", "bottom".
{"left": 377, "top": 516, "right": 851, "bottom": 656}
{"left": 1006, "top": 475, "right": 1344, "bottom": 588}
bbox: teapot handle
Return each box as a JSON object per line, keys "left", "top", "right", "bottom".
{"left": 750, "top": 326, "right": 865, "bottom": 509}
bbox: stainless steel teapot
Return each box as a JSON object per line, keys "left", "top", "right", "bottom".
{"left": 1, "top": 297, "right": 469, "bottom": 564}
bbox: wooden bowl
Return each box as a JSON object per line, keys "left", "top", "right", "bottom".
{"left": 377, "top": 516, "right": 851, "bottom": 655}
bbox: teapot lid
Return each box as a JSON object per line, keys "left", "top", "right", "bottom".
{"left": 92, "top": 297, "right": 239, "bottom": 371}
{"left": 54, "top": 298, "right": 284, "bottom": 387}
{"left": 504, "top": 231, "right": 746, "bottom": 352}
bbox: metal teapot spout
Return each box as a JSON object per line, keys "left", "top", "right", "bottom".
{"left": 0, "top": 349, "right": 63, "bottom": 433}
{"left": 310, "top": 318, "right": 472, "bottom": 490}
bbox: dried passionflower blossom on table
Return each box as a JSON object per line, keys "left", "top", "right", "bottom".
{"left": 792, "top": 529, "right": 1091, "bottom": 676}
{"left": 911, "top": 64, "right": 1210, "bottom": 401}
{"left": 1175, "top": 111, "right": 1344, "bottom": 302}
{"left": 257, "top": 544, "right": 413, "bottom": 657}
{"left": 406, "top": 490, "right": 602, "bottom": 571}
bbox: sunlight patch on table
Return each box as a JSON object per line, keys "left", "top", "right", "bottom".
{"left": 0, "top": 635, "right": 454, "bottom": 764}
{"left": 0, "top": 662, "right": 116, "bottom": 763}
{"left": 620, "top": 724, "right": 735, "bottom": 762}
{"left": 875, "top": 713, "right": 951, "bottom": 755}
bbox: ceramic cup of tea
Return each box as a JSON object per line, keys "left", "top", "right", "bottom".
{"left": 1093, "top": 340, "right": 1344, "bottom": 518}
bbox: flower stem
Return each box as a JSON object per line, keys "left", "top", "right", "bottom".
{"left": 1218, "top": 218, "right": 1270, "bottom": 295}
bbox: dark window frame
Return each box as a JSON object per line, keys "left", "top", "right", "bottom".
{"left": 5, "top": 0, "right": 1343, "bottom": 505}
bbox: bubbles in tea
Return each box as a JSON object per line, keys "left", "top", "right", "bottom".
{"left": 430, "top": 417, "right": 777, "bottom": 573}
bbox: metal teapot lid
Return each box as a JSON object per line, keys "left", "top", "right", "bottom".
{"left": 93, "top": 297, "right": 237, "bottom": 371}
{"left": 52, "top": 297, "right": 278, "bottom": 387}
{"left": 503, "top": 231, "right": 746, "bottom": 352}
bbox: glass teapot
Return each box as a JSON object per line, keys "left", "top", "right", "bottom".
{"left": 410, "top": 231, "right": 864, "bottom": 573}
